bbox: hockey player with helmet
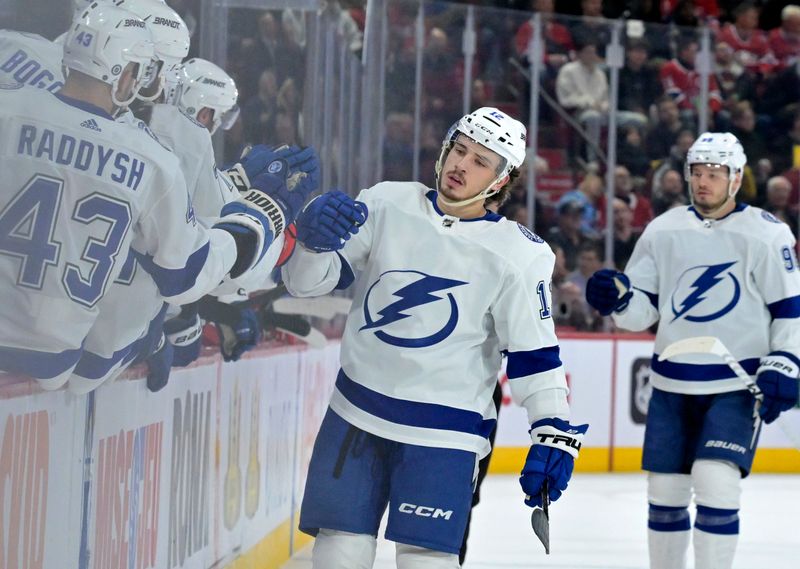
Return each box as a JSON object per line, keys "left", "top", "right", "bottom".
{"left": 585, "top": 132, "right": 800, "bottom": 569}
{"left": 282, "top": 107, "right": 588, "bottom": 568}
{"left": 0, "top": 3, "right": 296, "bottom": 391}
{"left": 67, "top": 1, "right": 319, "bottom": 392}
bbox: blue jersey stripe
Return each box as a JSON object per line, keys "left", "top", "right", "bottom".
{"left": 0, "top": 344, "right": 82, "bottom": 379}
{"left": 504, "top": 345, "right": 562, "bottom": 379}
{"left": 651, "top": 355, "right": 760, "bottom": 381}
{"left": 336, "top": 370, "right": 496, "bottom": 438}
{"left": 335, "top": 252, "right": 355, "bottom": 290}
{"left": 135, "top": 242, "right": 210, "bottom": 298}
{"left": 767, "top": 296, "right": 800, "bottom": 319}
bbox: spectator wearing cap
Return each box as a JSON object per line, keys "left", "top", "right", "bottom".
{"left": 557, "top": 173, "right": 604, "bottom": 235}
{"left": 546, "top": 198, "right": 597, "bottom": 272}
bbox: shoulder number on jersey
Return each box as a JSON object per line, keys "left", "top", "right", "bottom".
{"left": 781, "top": 245, "right": 798, "bottom": 272}
{"left": 536, "top": 280, "right": 552, "bottom": 319}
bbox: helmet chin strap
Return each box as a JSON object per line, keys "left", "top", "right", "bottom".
{"left": 437, "top": 176, "right": 504, "bottom": 208}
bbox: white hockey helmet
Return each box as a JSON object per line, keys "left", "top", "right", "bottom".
{"left": 62, "top": 3, "right": 155, "bottom": 109}
{"left": 435, "top": 106, "right": 527, "bottom": 207}
{"left": 685, "top": 132, "right": 747, "bottom": 197}
{"left": 113, "top": 0, "right": 190, "bottom": 101}
{"left": 171, "top": 58, "right": 239, "bottom": 134}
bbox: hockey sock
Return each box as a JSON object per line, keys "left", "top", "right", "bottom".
{"left": 311, "top": 529, "right": 377, "bottom": 569}
{"left": 692, "top": 460, "right": 741, "bottom": 569}
{"left": 396, "top": 543, "right": 461, "bottom": 569}
{"left": 648, "top": 504, "right": 691, "bottom": 569}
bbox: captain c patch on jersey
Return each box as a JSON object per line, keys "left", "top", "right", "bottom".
{"left": 670, "top": 261, "right": 740, "bottom": 323}
{"left": 360, "top": 269, "right": 467, "bottom": 348}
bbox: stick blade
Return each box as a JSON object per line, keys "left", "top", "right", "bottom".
{"left": 530, "top": 508, "right": 550, "bottom": 554}
{"left": 658, "top": 336, "right": 723, "bottom": 361}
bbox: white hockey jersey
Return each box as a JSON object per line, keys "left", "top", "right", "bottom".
{"left": 0, "top": 30, "right": 64, "bottom": 92}
{"left": 71, "top": 103, "right": 282, "bottom": 385}
{"left": 0, "top": 86, "right": 238, "bottom": 385}
{"left": 283, "top": 182, "right": 569, "bottom": 457}
{"left": 614, "top": 204, "right": 800, "bottom": 394}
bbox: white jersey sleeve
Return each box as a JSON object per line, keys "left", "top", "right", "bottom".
{"left": 0, "top": 30, "right": 64, "bottom": 92}
{"left": 613, "top": 223, "right": 661, "bottom": 331}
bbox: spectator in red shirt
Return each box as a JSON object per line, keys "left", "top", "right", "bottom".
{"left": 513, "top": 0, "right": 573, "bottom": 70}
{"left": 612, "top": 165, "right": 653, "bottom": 232}
{"left": 717, "top": 3, "right": 773, "bottom": 70}
{"left": 660, "top": 36, "right": 723, "bottom": 123}
{"left": 768, "top": 5, "right": 800, "bottom": 68}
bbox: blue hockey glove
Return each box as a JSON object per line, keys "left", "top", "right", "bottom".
{"left": 217, "top": 307, "right": 261, "bottom": 362}
{"left": 296, "top": 191, "right": 368, "bottom": 252}
{"left": 756, "top": 353, "right": 800, "bottom": 424}
{"left": 520, "top": 418, "right": 588, "bottom": 507}
{"left": 165, "top": 312, "right": 203, "bottom": 367}
{"left": 586, "top": 269, "right": 633, "bottom": 316}
{"left": 226, "top": 144, "right": 319, "bottom": 195}
{"left": 146, "top": 334, "right": 174, "bottom": 393}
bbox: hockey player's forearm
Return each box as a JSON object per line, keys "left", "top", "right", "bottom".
{"left": 612, "top": 288, "right": 659, "bottom": 331}
{"left": 768, "top": 319, "right": 800, "bottom": 360}
{"left": 519, "top": 387, "right": 570, "bottom": 424}
{"left": 282, "top": 246, "right": 342, "bottom": 297}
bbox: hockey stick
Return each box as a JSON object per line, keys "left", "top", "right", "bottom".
{"left": 659, "top": 336, "right": 800, "bottom": 451}
{"left": 529, "top": 480, "right": 550, "bottom": 554}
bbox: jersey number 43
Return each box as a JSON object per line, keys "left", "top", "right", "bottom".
{"left": 0, "top": 174, "right": 131, "bottom": 308}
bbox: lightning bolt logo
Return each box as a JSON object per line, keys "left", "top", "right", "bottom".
{"left": 361, "top": 270, "right": 467, "bottom": 348}
{"left": 670, "top": 262, "right": 741, "bottom": 323}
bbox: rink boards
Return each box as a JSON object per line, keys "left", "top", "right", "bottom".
{"left": 491, "top": 333, "right": 800, "bottom": 475}
{"left": 0, "top": 335, "right": 798, "bottom": 569}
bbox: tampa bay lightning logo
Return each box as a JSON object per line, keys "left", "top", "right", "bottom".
{"left": 361, "top": 270, "right": 467, "bottom": 348}
{"left": 670, "top": 261, "right": 740, "bottom": 323}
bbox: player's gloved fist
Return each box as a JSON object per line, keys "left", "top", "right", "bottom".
{"left": 225, "top": 144, "right": 318, "bottom": 194}
{"left": 520, "top": 418, "right": 588, "bottom": 507}
{"left": 214, "top": 188, "right": 285, "bottom": 278}
{"left": 165, "top": 311, "right": 203, "bottom": 367}
{"left": 586, "top": 269, "right": 632, "bottom": 316}
{"left": 296, "top": 191, "right": 368, "bottom": 252}
{"left": 217, "top": 307, "right": 262, "bottom": 362}
{"left": 146, "top": 334, "right": 174, "bottom": 393}
{"left": 756, "top": 352, "right": 800, "bottom": 424}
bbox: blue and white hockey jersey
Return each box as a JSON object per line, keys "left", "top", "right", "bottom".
{"left": 72, "top": 104, "right": 281, "bottom": 386}
{"left": 0, "top": 86, "right": 239, "bottom": 385}
{"left": 614, "top": 204, "right": 800, "bottom": 394}
{"left": 283, "top": 182, "right": 569, "bottom": 457}
{"left": 0, "top": 30, "right": 64, "bottom": 92}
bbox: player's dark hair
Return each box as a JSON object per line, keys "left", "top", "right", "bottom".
{"left": 485, "top": 167, "right": 521, "bottom": 208}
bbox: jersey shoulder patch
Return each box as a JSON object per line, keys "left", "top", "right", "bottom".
{"left": 761, "top": 210, "right": 782, "bottom": 224}
{"left": 516, "top": 222, "right": 544, "bottom": 243}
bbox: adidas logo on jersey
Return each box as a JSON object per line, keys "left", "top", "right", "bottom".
{"left": 80, "top": 118, "right": 101, "bottom": 132}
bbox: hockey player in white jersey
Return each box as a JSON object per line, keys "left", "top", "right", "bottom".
{"left": 68, "top": 3, "right": 319, "bottom": 392}
{"left": 0, "top": 4, "right": 294, "bottom": 390}
{"left": 585, "top": 132, "right": 800, "bottom": 569}
{"left": 281, "top": 107, "right": 588, "bottom": 568}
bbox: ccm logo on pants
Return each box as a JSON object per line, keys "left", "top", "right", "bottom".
{"left": 398, "top": 503, "right": 453, "bottom": 520}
